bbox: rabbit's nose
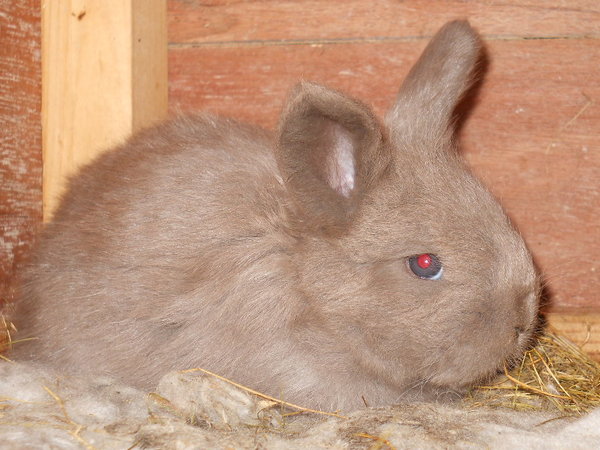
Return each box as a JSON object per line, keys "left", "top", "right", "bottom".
{"left": 514, "top": 326, "right": 524, "bottom": 339}
{"left": 514, "top": 321, "right": 537, "bottom": 349}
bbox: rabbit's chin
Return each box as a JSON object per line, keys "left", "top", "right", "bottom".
{"left": 426, "top": 345, "right": 530, "bottom": 396}
{"left": 410, "top": 369, "right": 501, "bottom": 404}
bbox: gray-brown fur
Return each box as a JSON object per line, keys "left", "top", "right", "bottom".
{"left": 13, "top": 21, "right": 539, "bottom": 411}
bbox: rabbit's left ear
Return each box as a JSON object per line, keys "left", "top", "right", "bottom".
{"left": 386, "top": 20, "right": 482, "bottom": 142}
{"left": 276, "top": 82, "right": 390, "bottom": 232}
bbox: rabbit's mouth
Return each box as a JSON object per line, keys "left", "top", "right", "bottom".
{"left": 425, "top": 321, "right": 539, "bottom": 390}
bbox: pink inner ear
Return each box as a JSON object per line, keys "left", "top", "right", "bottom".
{"left": 326, "top": 122, "right": 356, "bottom": 198}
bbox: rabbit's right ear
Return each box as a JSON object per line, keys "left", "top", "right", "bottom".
{"left": 277, "top": 82, "right": 390, "bottom": 233}
{"left": 386, "top": 20, "right": 482, "bottom": 143}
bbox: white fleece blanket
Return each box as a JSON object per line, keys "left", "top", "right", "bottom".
{"left": 1, "top": 361, "right": 599, "bottom": 449}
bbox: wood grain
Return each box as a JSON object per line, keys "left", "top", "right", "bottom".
{"left": 168, "top": 39, "right": 599, "bottom": 311}
{"left": 132, "top": 0, "right": 169, "bottom": 132}
{"left": 0, "top": 0, "right": 42, "bottom": 303}
{"left": 547, "top": 313, "right": 600, "bottom": 362}
{"left": 168, "top": 0, "right": 600, "bottom": 43}
{"left": 1, "top": 0, "right": 598, "bottom": 318}
{"left": 42, "top": 0, "right": 168, "bottom": 220}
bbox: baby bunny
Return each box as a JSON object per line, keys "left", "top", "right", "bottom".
{"left": 14, "top": 20, "right": 539, "bottom": 411}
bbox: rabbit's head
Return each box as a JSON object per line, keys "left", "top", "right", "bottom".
{"left": 276, "top": 21, "right": 539, "bottom": 396}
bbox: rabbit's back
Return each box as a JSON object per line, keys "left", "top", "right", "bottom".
{"left": 14, "top": 115, "right": 295, "bottom": 387}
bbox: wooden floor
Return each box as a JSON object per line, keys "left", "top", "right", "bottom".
{"left": 548, "top": 313, "right": 600, "bottom": 361}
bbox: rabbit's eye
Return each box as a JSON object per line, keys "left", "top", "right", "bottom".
{"left": 408, "top": 254, "right": 443, "bottom": 280}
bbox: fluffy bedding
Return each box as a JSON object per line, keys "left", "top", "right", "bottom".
{"left": 1, "top": 361, "right": 599, "bottom": 449}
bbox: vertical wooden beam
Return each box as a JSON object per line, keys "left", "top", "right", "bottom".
{"left": 42, "top": 0, "right": 167, "bottom": 221}
{"left": 131, "top": 0, "right": 168, "bottom": 133}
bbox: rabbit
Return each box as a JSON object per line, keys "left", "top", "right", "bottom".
{"left": 13, "top": 20, "right": 539, "bottom": 411}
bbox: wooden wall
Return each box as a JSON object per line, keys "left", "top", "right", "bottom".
{"left": 167, "top": 0, "right": 600, "bottom": 312}
{"left": 0, "top": 1, "right": 598, "bottom": 318}
{"left": 0, "top": 0, "right": 42, "bottom": 304}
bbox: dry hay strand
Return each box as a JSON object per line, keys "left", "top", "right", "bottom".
{"left": 467, "top": 329, "right": 600, "bottom": 415}
{"left": 180, "top": 367, "right": 349, "bottom": 420}
{"left": 0, "top": 311, "right": 16, "bottom": 360}
{"left": 0, "top": 304, "right": 38, "bottom": 360}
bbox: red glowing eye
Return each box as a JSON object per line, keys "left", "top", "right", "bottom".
{"left": 417, "top": 254, "right": 432, "bottom": 269}
{"left": 407, "top": 253, "right": 443, "bottom": 280}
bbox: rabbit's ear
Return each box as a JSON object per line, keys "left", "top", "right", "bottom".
{"left": 277, "top": 82, "right": 389, "bottom": 232}
{"left": 386, "top": 20, "right": 481, "bottom": 142}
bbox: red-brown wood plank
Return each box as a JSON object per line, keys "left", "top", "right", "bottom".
{"left": 168, "top": 38, "right": 599, "bottom": 311}
{"left": 3, "top": 0, "right": 597, "bottom": 315}
{"left": 0, "top": 1, "right": 42, "bottom": 303}
{"left": 462, "top": 39, "right": 599, "bottom": 311}
{"left": 168, "top": 0, "right": 600, "bottom": 43}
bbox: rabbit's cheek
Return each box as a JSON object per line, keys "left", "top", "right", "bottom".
{"left": 429, "top": 294, "right": 538, "bottom": 387}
